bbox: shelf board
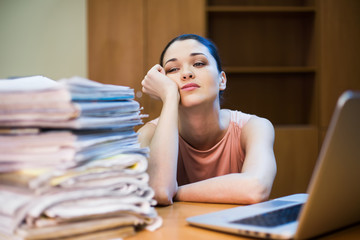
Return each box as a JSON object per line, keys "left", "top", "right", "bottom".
{"left": 206, "top": 6, "right": 316, "bottom": 13}
{"left": 274, "top": 125, "right": 318, "bottom": 130}
{"left": 223, "top": 66, "right": 316, "bottom": 74}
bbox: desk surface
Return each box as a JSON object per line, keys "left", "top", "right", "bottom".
{"left": 128, "top": 202, "right": 360, "bottom": 240}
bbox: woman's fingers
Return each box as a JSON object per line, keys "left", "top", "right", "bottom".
{"left": 142, "top": 64, "right": 180, "bottom": 102}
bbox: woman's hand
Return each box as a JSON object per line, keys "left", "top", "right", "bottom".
{"left": 141, "top": 64, "right": 179, "bottom": 102}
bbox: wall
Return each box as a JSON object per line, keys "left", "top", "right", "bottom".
{"left": 0, "top": 0, "right": 87, "bottom": 80}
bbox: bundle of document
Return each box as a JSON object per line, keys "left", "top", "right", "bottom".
{"left": 0, "top": 76, "right": 160, "bottom": 239}
{"left": 0, "top": 76, "right": 143, "bottom": 129}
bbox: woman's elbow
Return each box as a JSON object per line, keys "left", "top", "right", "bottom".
{"left": 153, "top": 187, "right": 176, "bottom": 206}
{"left": 245, "top": 190, "right": 269, "bottom": 205}
{"left": 243, "top": 178, "right": 271, "bottom": 204}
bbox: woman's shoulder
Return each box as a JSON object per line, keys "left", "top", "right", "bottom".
{"left": 241, "top": 114, "right": 275, "bottom": 142}
{"left": 227, "top": 111, "right": 274, "bottom": 149}
{"left": 223, "top": 109, "right": 253, "bottom": 128}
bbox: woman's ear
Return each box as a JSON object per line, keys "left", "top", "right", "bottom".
{"left": 219, "top": 71, "right": 227, "bottom": 90}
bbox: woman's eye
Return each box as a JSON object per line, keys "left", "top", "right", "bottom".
{"left": 167, "top": 68, "right": 178, "bottom": 73}
{"left": 194, "top": 62, "right": 205, "bottom": 67}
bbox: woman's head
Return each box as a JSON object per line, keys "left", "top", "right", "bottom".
{"left": 160, "top": 34, "right": 225, "bottom": 106}
{"left": 160, "top": 34, "right": 223, "bottom": 73}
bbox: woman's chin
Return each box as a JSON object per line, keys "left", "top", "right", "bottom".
{"left": 179, "top": 93, "right": 218, "bottom": 108}
{"left": 179, "top": 99, "right": 201, "bottom": 108}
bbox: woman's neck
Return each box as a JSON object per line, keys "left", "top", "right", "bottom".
{"left": 178, "top": 104, "right": 230, "bottom": 150}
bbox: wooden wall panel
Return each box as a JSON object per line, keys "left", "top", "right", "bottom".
{"left": 319, "top": 0, "right": 360, "bottom": 131}
{"left": 88, "top": 0, "right": 206, "bottom": 122}
{"left": 88, "top": 0, "right": 145, "bottom": 106}
{"left": 271, "top": 127, "right": 319, "bottom": 198}
{"left": 145, "top": 0, "right": 206, "bottom": 69}
{"left": 144, "top": 0, "right": 206, "bottom": 121}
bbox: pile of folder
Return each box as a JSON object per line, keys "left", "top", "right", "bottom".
{"left": 0, "top": 76, "right": 160, "bottom": 239}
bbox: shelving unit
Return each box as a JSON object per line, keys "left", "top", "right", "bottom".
{"left": 207, "top": 6, "right": 316, "bottom": 13}
{"left": 206, "top": 0, "right": 319, "bottom": 197}
{"left": 223, "top": 66, "right": 316, "bottom": 73}
{"left": 206, "top": 0, "right": 318, "bottom": 127}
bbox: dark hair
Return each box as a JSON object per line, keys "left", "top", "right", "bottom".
{"left": 160, "top": 34, "right": 223, "bottom": 73}
{"left": 160, "top": 34, "right": 225, "bottom": 103}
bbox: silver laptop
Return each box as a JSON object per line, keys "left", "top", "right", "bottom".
{"left": 187, "top": 90, "right": 360, "bottom": 239}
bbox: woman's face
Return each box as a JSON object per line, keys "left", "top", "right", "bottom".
{"left": 162, "top": 39, "right": 226, "bottom": 108}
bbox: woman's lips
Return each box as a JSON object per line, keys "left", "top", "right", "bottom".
{"left": 181, "top": 83, "right": 200, "bottom": 91}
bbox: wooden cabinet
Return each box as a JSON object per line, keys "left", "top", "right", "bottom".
{"left": 204, "top": 0, "right": 360, "bottom": 198}
{"left": 205, "top": 0, "right": 319, "bottom": 197}
{"left": 206, "top": 0, "right": 318, "bottom": 125}
{"left": 207, "top": 1, "right": 318, "bottom": 126}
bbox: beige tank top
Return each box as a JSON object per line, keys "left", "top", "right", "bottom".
{"left": 148, "top": 110, "right": 252, "bottom": 186}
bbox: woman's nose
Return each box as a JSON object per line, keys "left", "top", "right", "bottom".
{"left": 181, "top": 70, "right": 194, "bottom": 80}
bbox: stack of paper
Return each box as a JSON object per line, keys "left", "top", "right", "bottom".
{"left": 0, "top": 76, "right": 160, "bottom": 240}
{"left": 0, "top": 76, "right": 144, "bottom": 129}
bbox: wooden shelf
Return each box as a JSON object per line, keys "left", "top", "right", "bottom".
{"left": 206, "top": 6, "right": 316, "bottom": 13}
{"left": 207, "top": 0, "right": 318, "bottom": 126}
{"left": 274, "top": 124, "right": 318, "bottom": 130}
{"left": 223, "top": 66, "right": 316, "bottom": 74}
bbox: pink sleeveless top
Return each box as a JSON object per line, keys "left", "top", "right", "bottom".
{"left": 148, "top": 110, "right": 252, "bottom": 186}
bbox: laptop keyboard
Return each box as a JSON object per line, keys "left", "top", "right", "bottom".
{"left": 231, "top": 203, "right": 303, "bottom": 227}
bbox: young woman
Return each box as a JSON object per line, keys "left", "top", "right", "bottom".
{"left": 138, "top": 34, "right": 276, "bottom": 205}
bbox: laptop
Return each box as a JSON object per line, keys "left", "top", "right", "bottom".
{"left": 187, "top": 90, "right": 360, "bottom": 239}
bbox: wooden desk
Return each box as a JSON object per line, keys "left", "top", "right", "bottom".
{"left": 128, "top": 202, "right": 360, "bottom": 240}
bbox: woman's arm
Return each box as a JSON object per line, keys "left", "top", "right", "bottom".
{"left": 174, "top": 116, "right": 277, "bottom": 204}
{"left": 137, "top": 64, "right": 180, "bottom": 205}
